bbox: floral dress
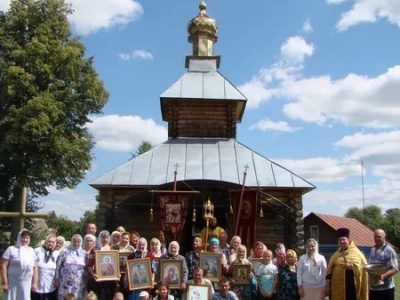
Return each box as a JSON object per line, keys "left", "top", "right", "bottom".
{"left": 278, "top": 263, "right": 300, "bottom": 300}
{"left": 56, "top": 247, "right": 86, "bottom": 300}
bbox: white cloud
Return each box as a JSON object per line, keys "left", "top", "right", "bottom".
{"left": 132, "top": 50, "right": 154, "bottom": 60}
{"left": 238, "top": 36, "right": 314, "bottom": 109}
{"left": 329, "top": 0, "right": 400, "bottom": 31}
{"left": 87, "top": 115, "right": 167, "bottom": 152}
{"left": 275, "top": 157, "right": 360, "bottom": 183}
{"left": 280, "top": 36, "right": 315, "bottom": 63}
{"left": 239, "top": 33, "right": 400, "bottom": 128}
{"left": 0, "top": 0, "right": 143, "bottom": 35}
{"left": 326, "top": 0, "right": 348, "bottom": 4}
{"left": 38, "top": 188, "right": 97, "bottom": 221}
{"left": 301, "top": 19, "right": 313, "bottom": 33}
{"left": 249, "top": 118, "right": 301, "bottom": 132}
{"left": 119, "top": 53, "right": 131, "bottom": 61}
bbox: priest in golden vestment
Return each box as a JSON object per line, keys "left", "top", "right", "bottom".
{"left": 325, "top": 228, "right": 369, "bottom": 300}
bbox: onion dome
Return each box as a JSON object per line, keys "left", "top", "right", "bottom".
{"left": 187, "top": 1, "right": 218, "bottom": 37}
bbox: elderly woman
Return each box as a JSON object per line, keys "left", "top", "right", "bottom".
{"left": 126, "top": 237, "right": 156, "bottom": 300}
{"left": 149, "top": 238, "right": 163, "bottom": 258}
{"left": 1, "top": 229, "right": 38, "bottom": 300}
{"left": 32, "top": 235, "right": 59, "bottom": 300}
{"left": 208, "top": 238, "right": 229, "bottom": 274}
{"left": 297, "top": 239, "right": 327, "bottom": 300}
{"left": 157, "top": 241, "right": 188, "bottom": 300}
{"left": 55, "top": 234, "right": 86, "bottom": 300}
{"left": 55, "top": 236, "right": 66, "bottom": 252}
{"left": 229, "top": 245, "right": 253, "bottom": 300}
{"left": 110, "top": 231, "right": 121, "bottom": 249}
{"left": 229, "top": 236, "right": 241, "bottom": 263}
{"left": 278, "top": 249, "right": 300, "bottom": 300}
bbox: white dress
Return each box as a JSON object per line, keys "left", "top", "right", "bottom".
{"left": 2, "top": 245, "right": 37, "bottom": 300}
{"left": 35, "top": 247, "right": 59, "bottom": 294}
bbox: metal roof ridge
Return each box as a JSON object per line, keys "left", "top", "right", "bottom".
{"left": 234, "top": 139, "right": 316, "bottom": 189}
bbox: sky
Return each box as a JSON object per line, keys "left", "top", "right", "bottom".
{"left": 1, "top": 0, "right": 400, "bottom": 221}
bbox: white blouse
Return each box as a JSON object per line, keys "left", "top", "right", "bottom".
{"left": 297, "top": 253, "right": 327, "bottom": 288}
{"left": 35, "top": 247, "right": 60, "bottom": 293}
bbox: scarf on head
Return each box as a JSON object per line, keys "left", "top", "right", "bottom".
{"left": 286, "top": 249, "right": 298, "bottom": 272}
{"left": 96, "top": 230, "right": 111, "bottom": 250}
{"left": 83, "top": 234, "right": 96, "bottom": 252}
{"left": 135, "top": 237, "right": 148, "bottom": 258}
{"left": 68, "top": 234, "right": 83, "bottom": 256}
{"left": 16, "top": 229, "right": 35, "bottom": 271}
{"left": 41, "top": 235, "right": 57, "bottom": 263}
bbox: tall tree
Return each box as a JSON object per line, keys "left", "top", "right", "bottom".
{"left": 0, "top": 0, "right": 109, "bottom": 238}
{"left": 344, "top": 205, "right": 385, "bottom": 230}
{"left": 383, "top": 208, "right": 400, "bottom": 248}
{"left": 130, "top": 140, "right": 154, "bottom": 159}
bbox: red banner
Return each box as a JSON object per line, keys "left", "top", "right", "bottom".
{"left": 159, "top": 194, "right": 189, "bottom": 243}
{"left": 234, "top": 191, "right": 258, "bottom": 247}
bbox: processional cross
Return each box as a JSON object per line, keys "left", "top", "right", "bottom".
{"left": 0, "top": 186, "right": 49, "bottom": 235}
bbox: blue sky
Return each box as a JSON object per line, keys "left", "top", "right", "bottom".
{"left": 1, "top": 0, "right": 400, "bottom": 220}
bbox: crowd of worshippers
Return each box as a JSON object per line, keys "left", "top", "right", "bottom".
{"left": 1, "top": 219, "right": 398, "bottom": 300}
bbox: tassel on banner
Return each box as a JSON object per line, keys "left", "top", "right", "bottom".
{"left": 149, "top": 208, "right": 154, "bottom": 222}
{"left": 192, "top": 208, "right": 196, "bottom": 222}
{"left": 229, "top": 204, "right": 234, "bottom": 214}
{"left": 259, "top": 207, "right": 264, "bottom": 218}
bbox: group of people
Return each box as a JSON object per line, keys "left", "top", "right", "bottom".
{"left": 0, "top": 218, "right": 398, "bottom": 300}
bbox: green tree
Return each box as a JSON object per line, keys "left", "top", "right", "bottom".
{"left": 383, "top": 208, "right": 400, "bottom": 248}
{"left": 130, "top": 140, "right": 154, "bottom": 159}
{"left": 344, "top": 205, "right": 385, "bottom": 230}
{"left": 0, "top": 0, "right": 109, "bottom": 238}
{"left": 47, "top": 211, "right": 80, "bottom": 240}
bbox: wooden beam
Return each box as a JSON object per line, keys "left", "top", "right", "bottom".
{"left": 0, "top": 186, "right": 49, "bottom": 231}
{"left": 148, "top": 190, "right": 200, "bottom": 194}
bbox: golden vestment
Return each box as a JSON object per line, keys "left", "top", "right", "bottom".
{"left": 200, "top": 226, "right": 225, "bottom": 245}
{"left": 326, "top": 241, "right": 369, "bottom": 300}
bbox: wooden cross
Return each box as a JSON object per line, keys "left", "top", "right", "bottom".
{"left": 0, "top": 186, "right": 49, "bottom": 232}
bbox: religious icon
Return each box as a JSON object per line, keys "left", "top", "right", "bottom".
{"left": 240, "top": 200, "right": 251, "bottom": 219}
{"left": 160, "top": 259, "right": 183, "bottom": 289}
{"left": 186, "top": 284, "right": 210, "bottom": 300}
{"left": 199, "top": 252, "right": 222, "bottom": 282}
{"left": 165, "top": 203, "right": 181, "bottom": 223}
{"left": 95, "top": 250, "right": 120, "bottom": 281}
{"left": 127, "top": 258, "right": 153, "bottom": 291}
{"left": 232, "top": 264, "right": 251, "bottom": 284}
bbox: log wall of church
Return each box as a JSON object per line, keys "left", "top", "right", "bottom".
{"left": 97, "top": 187, "right": 305, "bottom": 253}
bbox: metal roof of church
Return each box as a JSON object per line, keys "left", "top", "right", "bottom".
{"left": 90, "top": 138, "right": 315, "bottom": 191}
{"left": 160, "top": 58, "right": 247, "bottom": 101}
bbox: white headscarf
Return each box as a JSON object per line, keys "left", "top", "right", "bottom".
{"left": 16, "top": 229, "right": 35, "bottom": 271}
{"left": 136, "top": 237, "right": 148, "bottom": 258}
{"left": 96, "top": 230, "right": 111, "bottom": 250}
{"left": 83, "top": 234, "right": 96, "bottom": 251}
{"left": 305, "top": 238, "right": 323, "bottom": 279}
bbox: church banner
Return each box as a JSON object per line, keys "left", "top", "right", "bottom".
{"left": 233, "top": 191, "right": 258, "bottom": 247}
{"left": 159, "top": 194, "right": 189, "bottom": 243}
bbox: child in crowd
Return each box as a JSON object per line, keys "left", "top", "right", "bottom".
{"left": 87, "top": 291, "right": 98, "bottom": 300}
{"left": 63, "top": 294, "right": 76, "bottom": 300}
{"left": 114, "top": 292, "right": 125, "bottom": 300}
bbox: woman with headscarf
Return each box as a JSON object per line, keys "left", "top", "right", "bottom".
{"left": 55, "top": 237, "right": 66, "bottom": 252}
{"left": 82, "top": 234, "right": 96, "bottom": 298}
{"left": 55, "top": 234, "right": 86, "bottom": 300}
{"left": 149, "top": 238, "right": 163, "bottom": 258}
{"left": 87, "top": 230, "right": 115, "bottom": 300}
{"left": 229, "top": 245, "right": 253, "bottom": 300}
{"left": 157, "top": 241, "right": 188, "bottom": 300}
{"left": 208, "top": 238, "right": 229, "bottom": 275}
{"left": 126, "top": 237, "right": 156, "bottom": 300}
{"left": 32, "top": 235, "right": 59, "bottom": 300}
{"left": 278, "top": 249, "right": 300, "bottom": 300}
{"left": 1, "top": 229, "right": 38, "bottom": 300}
{"left": 110, "top": 231, "right": 121, "bottom": 250}
{"left": 297, "top": 239, "right": 327, "bottom": 300}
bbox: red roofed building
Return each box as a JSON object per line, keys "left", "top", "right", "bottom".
{"left": 303, "top": 212, "right": 376, "bottom": 259}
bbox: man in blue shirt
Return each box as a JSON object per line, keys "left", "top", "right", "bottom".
{"left": 369, "top": 229, "right": 398, "bottom": 300}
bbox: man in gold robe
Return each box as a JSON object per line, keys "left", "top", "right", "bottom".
{"left": 200, "top": 217, "right": 225, "bottom": 248}
{"left": 325, "top": 228, "right": 369, "bottom": 300}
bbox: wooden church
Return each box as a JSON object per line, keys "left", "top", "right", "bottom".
{"left": 90, "top": 1, "right": 315, "bottom": 253}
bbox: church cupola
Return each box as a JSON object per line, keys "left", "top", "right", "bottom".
{"left": 187, "top": 1, "right": 218, "bottom": 57}
{"left": 160, "top": 1, "right": 247, "bottom": 139}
